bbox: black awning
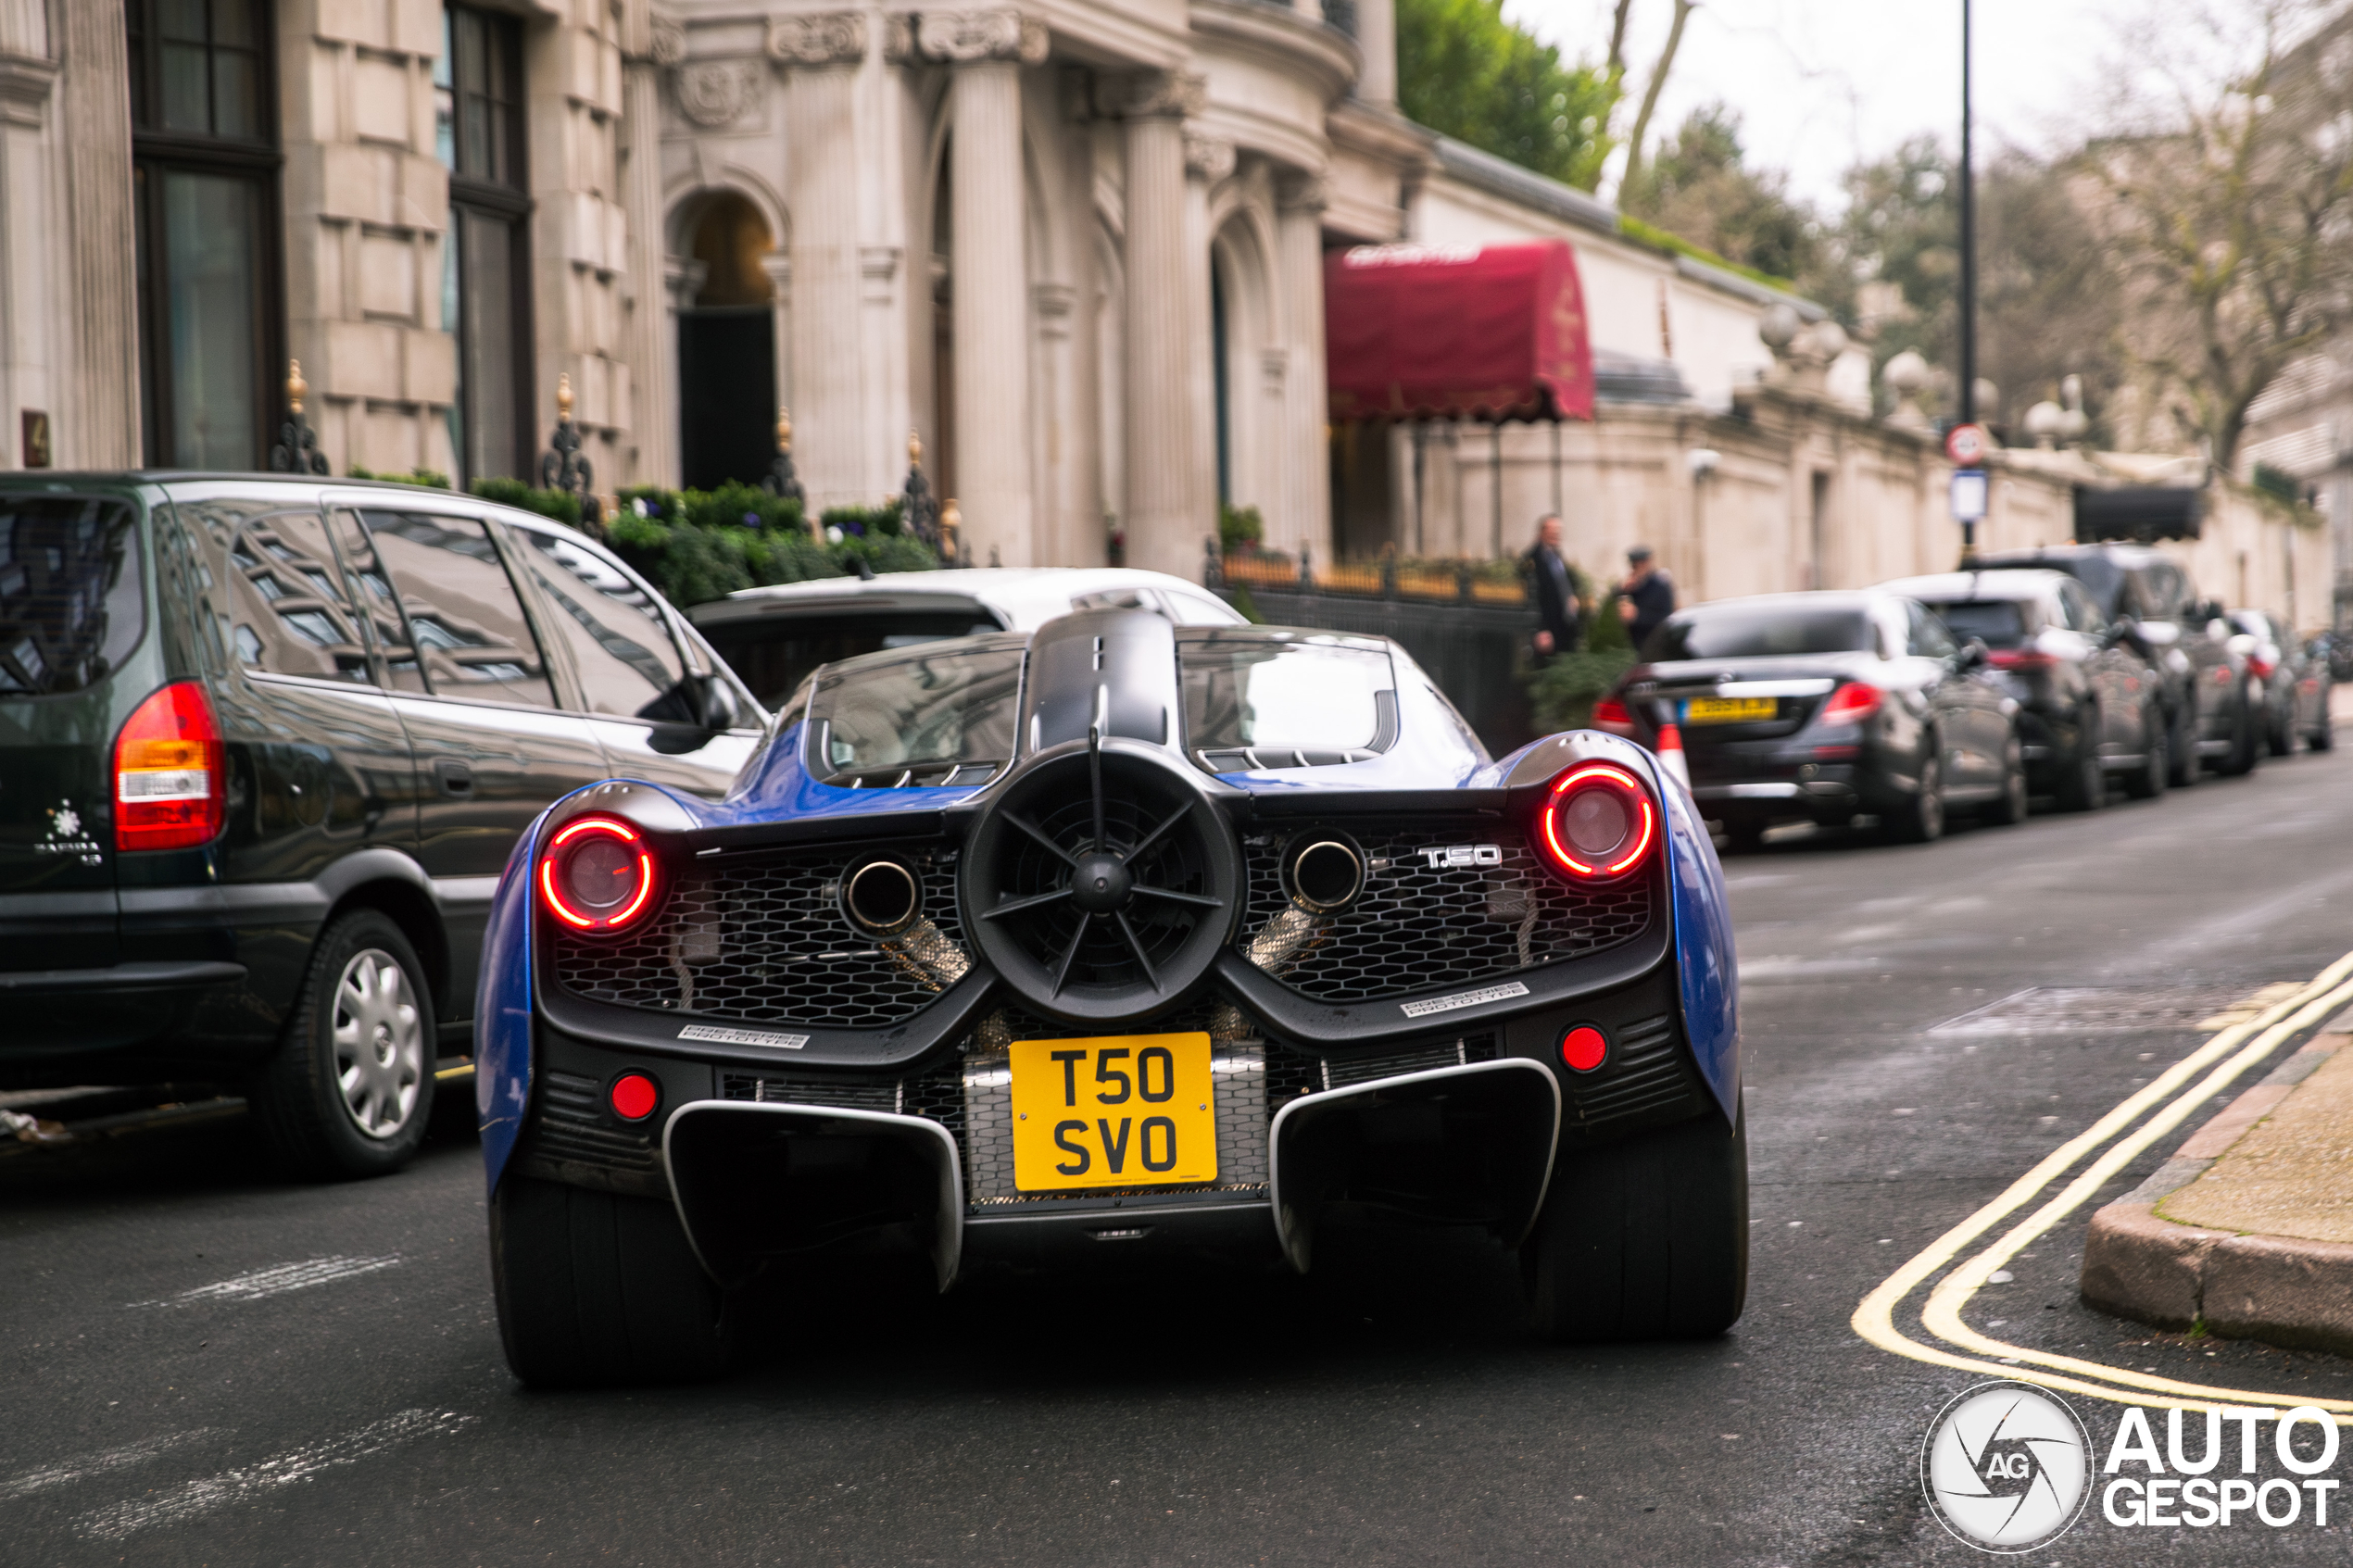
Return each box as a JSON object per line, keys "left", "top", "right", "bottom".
{"left": 2074, "top": 485, "right": 2205, "bottom": 542}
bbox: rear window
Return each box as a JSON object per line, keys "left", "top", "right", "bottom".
{"left": 0, "top": 495, "right": 144, "bottom": 696}
{"left": 808, "top": 641, "right": 1024, "bottom": 781}
{"left": 1179, "top": 634, "right": 1396, "bottom": 752}
{"left": 704, "top": 611, "right": 999, "bottom": 711}
{"left": 1643, "top": 608, "right": 1869, "bottom": 661}
{"left": 1925, "top": 600, "right": 2027, "bottom": 646}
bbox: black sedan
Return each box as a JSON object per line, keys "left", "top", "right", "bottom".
{"left": 1881, "top": 569, "right": 2166, "bottom": 809}
{"left": 1594, "top": 590, "right": 2022, "bottom": 848}
{"left": 2229, "top": 608, "right": 2335, "bottom": 754}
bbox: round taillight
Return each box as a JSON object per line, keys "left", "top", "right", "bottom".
{"left": 1560, "top": 1024, "right": 1608, "bottom": 1073}
{"left": 609, "top": 1072, "right": 659, "bottom": 1122}
{"left": 538, "top": 816, "right": 658, "bottom": 933}
{"left": 1540, "top": 763, "right": 1656, "bottom": 881}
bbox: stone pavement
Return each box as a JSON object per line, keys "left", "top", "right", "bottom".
{"left": 2082, "top": 1022, "right": 2353, "bottom": 1354}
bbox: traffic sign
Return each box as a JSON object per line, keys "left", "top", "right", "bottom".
{"left": 1950, "top": 469, "right": 1988, "bottom": 522}
{"left": 1945, "top": 423, "right": 1987, "bottom": 466}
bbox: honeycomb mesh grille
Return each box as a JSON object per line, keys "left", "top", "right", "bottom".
{"left": 1236, "top": 824, "right": 1650, "bottom": 1004}
{"left": 551, "top": 844, "right": 969, "bottom": 1031}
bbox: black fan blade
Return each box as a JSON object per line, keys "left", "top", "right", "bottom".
{"left": 980, "top": 886, "right": 1074, "bottom": 922}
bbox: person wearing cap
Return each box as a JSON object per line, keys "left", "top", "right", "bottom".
{"left": 1618, "top": 546, "right": 1676, "bottom": 653}
{"left": 1522, "top": 513, "right": 1588, "bottom": 663}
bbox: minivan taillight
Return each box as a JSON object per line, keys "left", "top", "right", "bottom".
{"left": 114, "top": 682, "right": 225, "bottom": 852}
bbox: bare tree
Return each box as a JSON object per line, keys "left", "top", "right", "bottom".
{"left": 1619, "top": 0, "right": 1694, "bottom": 195}
{"left": 1607, "top": 0, "right": 1634, "bottom": 75}
{"left": 2091, "top": 0, "right": 2353, "bottom": 473}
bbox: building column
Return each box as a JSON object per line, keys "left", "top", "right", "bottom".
{"left": 621, "top": 43, "right": 675, "bottom": 485}
{"left": 1183, "top": 131, "right": 1232, "bottom": 567}
{"left": 774, "top": 14, "right": 869, "bottom": 508}
{"left": 1276, "top": 172, "right": 1330, "bottom": 565}
{"left": 1118, "top": 71, "right": 1202, "bottom": 580}
{"left": 57, "top": 0, "right": 137, "bottom": 467}
{"left": 904, "top": 9, "right": 1046, "bottom": 565}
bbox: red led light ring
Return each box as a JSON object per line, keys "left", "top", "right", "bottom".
{"left": 1540, "top": 763, "right": 1657, "bottom": 880}
{"left": 537, "top": 816, "right": 658, "bottom": 932}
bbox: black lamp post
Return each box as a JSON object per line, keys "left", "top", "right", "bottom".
{"left": 1957, "top": 0, "right": 1976, "bottom": 433}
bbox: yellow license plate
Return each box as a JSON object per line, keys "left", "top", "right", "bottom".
{"left": 1684, "top": 696, "right": 1778, "bottom": 724}
{"left": 1009, "top": 1033, "right": 1218, "bottom": 1191}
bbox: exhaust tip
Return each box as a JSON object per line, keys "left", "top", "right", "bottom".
{"left": 1289, "top": 837, "right": 1365, "bottom": 913}
{"left": 843, "top": 858, "right": 921, "bottom": 934}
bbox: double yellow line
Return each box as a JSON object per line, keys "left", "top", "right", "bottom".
{"left": 1851, "top": 950, "right": 2353, "bottom": 1422}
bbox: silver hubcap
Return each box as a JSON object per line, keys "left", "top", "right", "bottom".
{"left": 333, "top": 947, "right": 422, "bottom": 1139}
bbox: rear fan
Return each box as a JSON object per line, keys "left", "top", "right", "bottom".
{"left": 962, "top": 740, "right": 1240, "bottom": 1023}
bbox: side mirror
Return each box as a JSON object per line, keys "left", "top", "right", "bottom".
{"left": 693, "top": 673, "right": 741, "bottom": 732}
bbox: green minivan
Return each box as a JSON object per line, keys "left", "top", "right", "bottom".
{"left": 0, "top": 473, "right": 761, "bottom": 1177}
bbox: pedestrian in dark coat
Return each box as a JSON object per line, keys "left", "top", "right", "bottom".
{"left": 1524, "top": 514, "right": 1586, "bottom": 663}
{"left": 1617, "top": 545, "right": 1676, "bottom": 653}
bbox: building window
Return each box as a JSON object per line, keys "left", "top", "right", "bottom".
{"left": 127, "top": 0, "right": 282, "bottom": 470}
{"left": 435, "top": 5, "right": 533, "bottom": 484}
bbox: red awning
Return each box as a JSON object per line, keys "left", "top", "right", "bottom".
{"left": 1324, "top": 239, "right": 1594, "bottom": 423}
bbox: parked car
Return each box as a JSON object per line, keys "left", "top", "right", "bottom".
{"left": 477, "top": 611, "right": 1746, "bottom": 1385}
{"left": 687, "top": 567, "right": 1244, "bottom": 710}
{"left": 1594, "top": 590, "right": 2023, "bottom": 848}
{"left": 0, "top": 473, "right": 761, "bottom": 1179}
{"left": 2228, "top": 609, "right": 2334, "bottom": 754}
{"left": 1880, "top": 569, "right": 2167, "bottom": 808}
{"left": 1969, "top": 542, "right": 2262, "bottom": 781}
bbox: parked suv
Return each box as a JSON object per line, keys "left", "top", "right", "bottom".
{"left": 1969, "top": 543, "right": 2261, "bottom": 782}
{"left": 1880, "top": 569, "right": 2167, "bottom": 808}
{"left": 0, "top": 474, "right": 761, "bottom": 1178}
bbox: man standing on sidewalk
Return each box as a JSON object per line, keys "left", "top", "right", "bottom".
{"left": 1618, "top": 545, "right": 1676, "bottom": 653}
{"left": 1524, "top": 514, "right": 1586, "bottom": 664}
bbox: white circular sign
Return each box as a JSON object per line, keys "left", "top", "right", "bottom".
{"left": 1947, "top": 423, "right": 1987, "bottom": 466}
{"left": 1919, "top": 1382, "right": 2092, "bottom": 1553}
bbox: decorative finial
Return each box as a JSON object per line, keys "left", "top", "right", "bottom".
{"left": 908, "top": 430, "right": 923, "bottom": 466}
{"left": 270, "top": 360, "right": 328, "bottom": 475}
{"left": 776, "top": 407, "right": 792, "bottom": 452}
{"left": 556, "top": 372, "right": 574, "bottom": 420}
{"left": 286, "top": 360, "right": 308, "bottom": 415}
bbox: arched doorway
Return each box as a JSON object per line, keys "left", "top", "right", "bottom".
{"left": 678, "top": 194, "right": 775, "bottom": 489}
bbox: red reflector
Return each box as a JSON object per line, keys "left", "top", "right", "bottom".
{"left": 114, "top": 681, "right": 226, "bottom": 852}
{"left": 609, "top": 1073, "right": 659, "bottom": 1122}
{"left": 1818, "top": 682, "right": 1883, "bottom": 724}
{"left": 1591, "top": 696, "right": 1636, "bottom": 735}
{"left": 1986, "top": 649, "right": 2058, "bottom": 671}
{"left": 1560, "top": 1026, "right": 1607, "bottom": 1073}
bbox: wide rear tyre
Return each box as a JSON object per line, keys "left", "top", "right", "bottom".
{"left": 491, "top": 1174, "right": 736, "bottom": 1387}
{"left": 1523, "top": 1110, "right": 1748, "bottom": 1342}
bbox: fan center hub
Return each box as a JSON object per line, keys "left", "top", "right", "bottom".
{"left": 1069, "top": 851, "right": 1135, "bottom": 914}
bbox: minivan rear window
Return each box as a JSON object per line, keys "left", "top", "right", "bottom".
{"left": 0, "top": 496, "right": 144, "bottom": 696}
{"left": 1925, "top": 600, "right": 2027, "bottom": 646}
{"left": 1643, "top": 608, "right": 1869, "bottom": 661}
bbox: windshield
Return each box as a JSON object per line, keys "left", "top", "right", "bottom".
{"left": 1925, "top": 600, "right": 2027, "bottom": 646}
{"left": 704, "top": 610, "right": 1000, "bottom": 711}
{"left": 1643, "top": 608, "right": 1869, "bottom": 661}
{"left": 1179, "top": 633, "right": 1395, "bottom": 752}
{"left": 808, "top": 640, "right": 1024, "bottom": 781}
{"left": 0, "top": 495, "right": 144, "bottom": 696}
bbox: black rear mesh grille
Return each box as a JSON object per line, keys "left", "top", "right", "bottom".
{"left": 552, "top": 845, "right": 969, "bottom": 1031}
{"left": 1322, "top": 1034, "right": 1498, "bottom": 1089}
{"left": 719, "top": 1073, "right": 901, "bottom": 1113}
{"left": 1236, "top": 825, "right": 1649, "bottom": 1003}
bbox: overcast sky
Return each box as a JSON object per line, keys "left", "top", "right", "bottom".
{"left": 1516, "top": 0, "right": 2122, "bottom": 212}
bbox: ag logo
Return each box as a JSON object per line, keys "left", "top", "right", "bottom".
{"left": 1921, "top": 1381, "right": 2092, "bottom": 1552}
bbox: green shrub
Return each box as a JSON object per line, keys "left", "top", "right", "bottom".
{"left": 470, "top": 476, "right": 580, "bottom": 527}
{"left": 603, "top": 483, "right": 937, "bottom": 606}
{"left": 1528, "top": 646, "right": 1636, "bottom": 734}
{"left": 1219, "top": 503, "right": 1265, "bottom": 555}
{"left": 347, "top": 464, "right": 451, "bottom": 489}
{"left": 821, "top": 500, "right": 904, "bottom": 538}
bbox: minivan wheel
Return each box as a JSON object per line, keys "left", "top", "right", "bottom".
{"left": 1523, "top": 1110, "right": 1747, "bottom": 1342}
{"left": 248, "top": 909, "right": 435, "bottom": 1181}
{"left": 491, "top": 1174, "right": 736, "bottom": 1387}
{"left": 1886, "top": 750, "right": 1945, "bottom": 843}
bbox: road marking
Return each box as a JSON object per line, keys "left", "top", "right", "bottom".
{"left": 127, "top": 1254, "right": 400, "bottom": 1308}
{"left": 0, "top": 1429, "right": 216, "bottom": 1502}
{"left": 73, "top": 1409, "right": 474, "bottom": 1541}
{"left": 1853, "top": 954, "right": 2353, "bottom": 1418}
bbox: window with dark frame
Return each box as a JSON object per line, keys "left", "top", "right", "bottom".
{"left": 126, "top": 0, "right": 282, "bottom": 471}
{"left": 435, "top": 5, "right": 535, "bottom": 485}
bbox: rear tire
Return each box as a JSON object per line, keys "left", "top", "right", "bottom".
{"left": 2122, "top": 713, "right": 2168, "bottom": 801}
{"left": 1886, "top": 749, "right": 1945, "bottom": 843}
{"left": 490, "top": 1173, "right": 736, "bottom": 1387}
{"left": 2220, "top": 692, "right": 2263, "bottom": 776}
{"left": 1524, "top": 1110, "right": 1748, "bottom": 1342}
{"left": 2269, "top": 700, "right": 2296, "bottom": 757}
{"left": 1981, "top": 738, "right": 2028, "bottom": 825}
{"left": 2168, "top": 701, "right": 2200, "bottom": 788}
{"left": 247, "top": 909, "right": 435, "bottom": 1181}
{"left": 2056, "top": 731, "right": 2106, "bottom": 813}
{"left": 2310, "top": 697, "right": 2335, "bottom": 752}
{"left": 1723, "top": 818, "right": 1768, "bottom": 854}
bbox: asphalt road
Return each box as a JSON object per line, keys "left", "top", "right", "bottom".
{"left": 8, "top": 748, "right": 2353, "bottom": 1566}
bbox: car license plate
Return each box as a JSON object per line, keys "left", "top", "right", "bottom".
{"left": 1683, "top": 696, "right": 1778, "bottom": 724}
{"left": 1008, "top": 1033, "right": 1217, "bottom": 1191}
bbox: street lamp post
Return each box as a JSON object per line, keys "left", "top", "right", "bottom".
{"left": 1951, "top": 0, "right": 1983, "bottom": 564}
